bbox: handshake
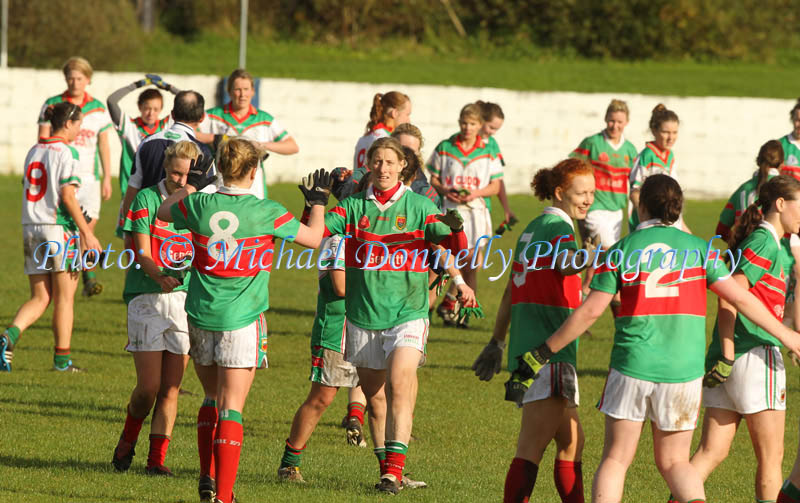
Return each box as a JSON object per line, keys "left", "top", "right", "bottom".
{"left": 135, "top": 74, "right": 179, "bottom": 93}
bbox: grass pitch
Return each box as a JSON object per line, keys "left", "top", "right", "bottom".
{"left": 1, "top": 175, "right": 798, "bottom": 502}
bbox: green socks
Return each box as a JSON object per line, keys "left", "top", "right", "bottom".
{"left": 3, "top": 326, "right": 20, "bottom": 346}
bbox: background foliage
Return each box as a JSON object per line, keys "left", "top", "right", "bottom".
{"left": 9, "top": 0, "right": 800, "bottom": 69}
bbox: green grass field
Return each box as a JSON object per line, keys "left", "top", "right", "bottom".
{"left": 1, "top": 174, "right": 799, "bottom": 502}
{"left": 123, "top": 31, "right": 800, "bottom": 99}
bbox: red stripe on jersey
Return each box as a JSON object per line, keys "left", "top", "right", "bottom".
{"left": 240, "top": 121, "right": 273, "bottom": 133}
{"left": 424, "top": 214, "right": 439, "bottom": 225}
{"left": 724, "top": 202, "right": 734, "bottom": 210}
{"left": 759, "top": 272, "right": 787, "bottom": 293}
{"left": 191, "top": 233, "right": 276, "bottom": 277}
{"left": 329, "top": 206, "right": 347, "bottom": 219}
{"left": 572, "top": 148, "right": 590, "bottom": 157}
{"left": 743, "top": 248, "right": 773, "bottom": 271}
{"left": 590, "top": 161, "right": 631, "bottom": 176}
{"left": 207, "top": 113, "right": 237, "bottom": 131}
{"left": 591, "top": 165, "right": 629, "bottom": 194}
{"left": 148, "top": 231, "right": 193, "bottom": 268}
{"left": 344, "top": 238, "right": 430, "bottom": 272}
{"left": 750, "top": 280, "right": 786, "bottom": 321}
{"left": 274, "top": 212, "right": 293, "bottom": 230}
{"left": 645, "top": 142, "right": 671, "bottom": 164}
{"left": 178, "top": 200, "right": 188, "bottom": 219}
{"left": 511, "top": 266, "right": 581, "bottom": 309}
{"left": 128, "top": 208, "right": 149, "bottom": 221}
{"left": 343, "top": 224, "right": 426, "bottom": 244}
{"left": 549, "top": 234, "right": 574, "bottom": 246}
{"left": 781, "top": 165, "right": 800, "bottom": 181}
{"left": 440, "top": 150, "right": 493, "bottom": 166}
{"left": 616, "top": 268, "right": 708, "bottom": 317}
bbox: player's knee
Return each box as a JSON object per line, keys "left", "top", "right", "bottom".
{"left": 133, "top": 381, "right": 160, "bottom": 404}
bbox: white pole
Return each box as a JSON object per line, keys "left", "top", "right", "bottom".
{"left": 238, "top": 0, "right": 248, "bottom": 69}
{"left": 1, "top": 0, "right": 8, "bottom": 68}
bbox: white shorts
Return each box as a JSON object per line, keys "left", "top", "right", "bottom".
{"left": 457, "top": 205, "right": 492, "bottom": 251}
{"left": 597, "top": 368, "right": 702, "bottom": 431}
{"left": 703, "top": 345, "right": 786, "bottom": 414}
{"left": 521, "top": 362, "right": 580, "bottom": 408}
{"left": 345, "top": 318, "right": 428, "bottom": 370}
{"left": 22, "top": 224, "right": 75, "bottom": 274}
{"left": 310, "top": 345, "right": 359, "bottom": 388}
{"left": 189, "top": 314, "right": 269, "bottom": 369}
{"left": 126, "top": 291, "right": 190, "bottom": 354}
{"left": 582, "top": 209, "right": 623, "bottom": 248}
{"left": 77, "top": 177, "right": 100, "bottom": 220}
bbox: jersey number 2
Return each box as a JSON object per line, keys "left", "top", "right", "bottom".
{"left": 642, "top": 243, "right": 679, "bottom": 298}
{"left": 25, "top": 162, "right": 47, "bottom": 202}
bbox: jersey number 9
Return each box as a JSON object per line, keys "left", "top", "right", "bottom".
{"left": 25, "top": 161, "right": 47, "bottom": 202}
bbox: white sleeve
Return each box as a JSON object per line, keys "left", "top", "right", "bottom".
{"left": 268, "top": 117, "right": 289, "bottom": 142}
{"left": 629, "top": 155, "right": 644, "bottom": 188}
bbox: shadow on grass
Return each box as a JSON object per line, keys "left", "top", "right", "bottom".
{"left": 0, "top": 397, "right": 123, "bottom": 424}
{"left": 268, "top": 306, "right": 317, "bottom": 317}
{"left": 0, "top": 453, "right": 111, "bottom": 473}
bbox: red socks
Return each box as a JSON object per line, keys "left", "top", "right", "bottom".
{"left": 214, "top": 411, "right": 243, "bottom": 503}
{"left": 147, "top": 434, "right": 170, "bottom": 468}
{"left": 198, "top": 401, "right": 218, "bottom": 478}
{"left": 504, "top": 457, "right": 539, "bottom": 503}
{"left": 554, "top": 460, "right": 584, "bottom": 503}
{"left": 348, "top": 401, "right": 366, "bottom": 425}
{"left": 384, "top": 451, "right": 406, "bottom": 481}
{"left": 121, "top": 405, "right": 146, "bottom": 445}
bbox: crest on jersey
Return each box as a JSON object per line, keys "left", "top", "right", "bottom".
{"left": 395, "top": 215, "right": 407, "bottom": 231}
{"left": 599, "top": 152, "right": 610, "bottom": 162}
{"left": 775, "top": 304, "right": 785, "bottom": 319}
{"left": 624, "top": 155, "right": 630, "bottom": 164}
{"left": 789, "top": 155, "right": 799, "bottom": 167}
{"left": 358, "top": 215, "right": 370, "bottom": 229}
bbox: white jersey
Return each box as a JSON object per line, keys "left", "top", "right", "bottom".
{"left": 119, "top": 111, "right": 172, "bottom": 154}
{"left": 426, "top": 133, "right": 503, "bottom": 211}
{"left": 21, "top": 137, "right": 81, "bottom": 225}
{"left": 353, "top": 124, "right": 392, "bottom": 171}
{"left": 38, "top": 93, "right": 112, "bottom": 181}
{"left": 199, "top": 104, "right": 290, "bottom": 199}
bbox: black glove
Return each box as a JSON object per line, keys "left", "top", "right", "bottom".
{"left": 703, "top": 357, "right": 734, "bottom": 388}
{"left": 503, "top": 343, "right": 553, "bottom": 404}
{"left": 298, "top": 169, "right": 332, "bottom": 207}
{"left": 472, "top": 338, "right": 504, "bottom": 381}
{"left": 436, "top": 209, "right": 464, "bottom": 232}
{"left": 186, "top": 154, "right": 215, "bottom": 191}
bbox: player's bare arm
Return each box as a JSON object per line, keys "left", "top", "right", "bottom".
{"left": 546, "top": 289, "right": 614, "bottom": 354}
{"left": 99, "top": 128, "right": 113, "bottom": 200}
{"left": 711, "top": 276, "right": 800, "bottom": 359}
{"left": 260, "top": 135, "right": 299, "bottom": 155}
{"left": 131, "top": 231, "right": 181, "bottom": 293}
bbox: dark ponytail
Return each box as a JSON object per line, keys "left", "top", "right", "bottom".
{"left": 639, "top": 174, "right": 682, "bottom": 225}
{"left": 755, "top": 139, "right": 784, "bottom": 192}
{"left": 728, "top": 175, "right": 800, "bottom": 252}
{"left": 44, "top": 102, "right": 81, "bottom": 132}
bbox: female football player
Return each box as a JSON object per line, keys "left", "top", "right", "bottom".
{"left": 691, "top": 175, "right": 800, "bottom": 503}
{"left": 473, "top": 157, "right": 596, "bottom": 503}
{"left": 1, "top": 102, "right": 101, "bottom": 372}
{"left": 158, "top": 138, "right": 328, "bottom": 503}
{"left": 779, "top": 99, "right": 800, "bottom": 181}
{"left": 514, "top": 174, "right": 800, "bottom": 503}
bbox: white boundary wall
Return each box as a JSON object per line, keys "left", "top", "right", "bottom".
{"left": 0, "top": 67, "right": 794, "bottom": 199}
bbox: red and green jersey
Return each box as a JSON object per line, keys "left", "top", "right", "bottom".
{"left": 629, "top": 142, "right": 677, "bottom": 228}
{"left": 716, "top": 170, "right": 779, "bottom": 240}
{"left": 118, "top": 114, "right": 170, "bottom": 195}
{"left": 324, "top": 184, "right": 453, "bottom": 330}
{"left": 354, "top": 123, "right": 392, "bottom": 171}
{"left": 38, "top": 92, "right": 112, "bottom": 181}
{"left": 569, "top": 132, "right": 637, "bottom": 212}
{"left": 780, "top": 134, "right": 800, "bottom": 181}
{"left": 21, "top": 137, "right": 81, "bottom": 227}
{"left": 707, "top": 223, "right": 786, "bottom": 364}
{"left": 311, "top": 235, "right": 347, "bottom": 352}
{"left": 171, "top": 185, "right": 300, "bottom": 331}
{"left": 427, "top": 133, "right": 503, "bottom": 211}
{"left": 591, "top": 221, "right": 731, "bottom": 382}
{"left": 200, "top": 104, "right": 289, "bottom": 199}
{"left": 122, "top": 180, "right": 192, "bottom": 304}
{"left": 508, "top": 207, "right": 582, "bottom": 371}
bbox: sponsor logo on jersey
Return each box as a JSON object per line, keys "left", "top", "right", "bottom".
{"left": 164, "top": 131, "right": 181, "bottom": 140}
{"left": 395, "top": 215, "right": 407, "bottom": 231}
{"left": 774, "top": 303, "right": 785, "bottom": 319}
{"left": 598, "top": 152, "right": 610, "bottom": 162}
{"left": 624, "top": 155, "right": 630, "bottom": 163}
{"left": 358, "top": 215, "right": 370, "bottom": 229}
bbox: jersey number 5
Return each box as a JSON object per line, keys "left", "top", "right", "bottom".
{"left": 25, "top": 161, "right": 47, "bottom": 202}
